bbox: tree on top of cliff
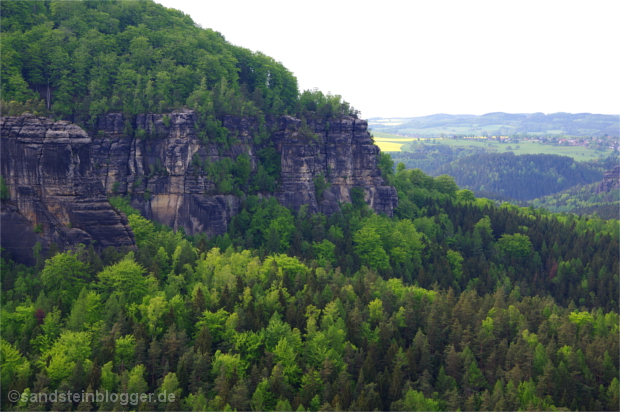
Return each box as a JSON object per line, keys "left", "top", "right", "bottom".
{"left": 0, "top": 0, "right": 304, "bottom": 122}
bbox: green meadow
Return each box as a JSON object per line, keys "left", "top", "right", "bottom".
{"left": 372, "top": 132, "right": 613, "bottom": 161}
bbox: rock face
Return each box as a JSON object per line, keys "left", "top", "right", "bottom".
{"left": 273, "top": 116, "right": 398, "bottom": 216}
{"left": 91, "top": 110, "right": 245, "bottom": 237}
{"left": 1, "top": 114, "right": 135, "bottom": 264}
{"left": 596, "top": 165, "right": 620, "bottom": 194}
{"left": 2, "top": 110, "right": 397, "bottom": 262}
{"left": 91, "top": 111, "right": 397, "bottom": 236}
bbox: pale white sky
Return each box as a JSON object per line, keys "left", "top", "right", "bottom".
{"left": 155, "top": 0, "right": 619, "bottom": 118}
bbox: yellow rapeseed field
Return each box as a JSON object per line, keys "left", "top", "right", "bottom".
{"left": 375, "top": 141, "right": 404, "bottom": 152}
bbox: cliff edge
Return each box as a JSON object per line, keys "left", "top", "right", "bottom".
{"left": 1, "top": 114, "right": 136, "bottom": 264}
{"left": 1, "top": 110, "right": 397, "bottom": 263}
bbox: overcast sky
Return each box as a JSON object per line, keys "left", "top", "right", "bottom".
{"left": 155, "top": 0, "right": 619, "bottom": 119}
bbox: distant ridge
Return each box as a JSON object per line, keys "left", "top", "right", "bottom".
{"left": 370, "top": 112, "right": 619, "bottom": 137}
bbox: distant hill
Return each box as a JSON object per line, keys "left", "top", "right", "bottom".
{"left": 434, "top": 152, "right": 606, "bottom": 201}
{"left": 370, "top": 112, "right": 619, "bottom": 137}
{"left": 529, "top": 166, "right": 619, "bottom": 219}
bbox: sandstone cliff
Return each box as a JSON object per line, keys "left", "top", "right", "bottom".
{"left": 1, "top": 114, "right": 135, "bottom": 264}
{"left": 273, "top": 115, "right": 398, "bottom": 216}
{"left": 90, "top": 110, "right": 397, "bottom": 236}
{"left": 2, "top": 110, "right": 397, "bottom": 262}
{"left": 595, "top": 165, "right": 620, "bottom": 194}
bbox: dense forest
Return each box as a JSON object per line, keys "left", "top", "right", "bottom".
{"left": 528, "top": 183, "right": 620, "bottom": 219}
{"left": 2, "top": 161, "right": 619, "bottom": 411}
{"left": 1, "top": 1, "right": 619, "bottom": 411}
{"left": 0, "top": 0, "right": 356, "bottom": 125}
{"left": 389, "top": 144, "right": 490, "bottom": 178}
{"left": 433, "top": 153, "right": 605, "bottom": 201}
{"left": 390, "top": 149, "right": 618, "bottom": 209}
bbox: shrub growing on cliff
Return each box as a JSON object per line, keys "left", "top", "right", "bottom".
{"left": 0, "top": 175, "right": 9, "bottom": 200}
{"left": 313, "top": 173, "right": 330, "bottom": 200}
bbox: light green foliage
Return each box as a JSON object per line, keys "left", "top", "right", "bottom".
{"left": 273, "top": 336, "right": 302, "bottom": 385}
{"left": 456, "top": 189, "right": 475, "bottom": 202}
{"left": 40, "top": 330, "right": 92, "bottom": 385}
{"left": 1, "top": 0, "right": 299, "bottom": 118}
{"left": 170, "top": 239, "right": 197, "bottom": 275}
{"left": 313, "top": 173, "right": 330, "bottom": 199}
{"left": 0, "top": 174, "right": 9, "bottom": 200}
{"left": 464, "top": 358, "right": 487, "bottom": 391}
{"left": 134, "top": 294, "right": 168, "bottom": 337}
{"left": 312, "top": 239, "right": 336, "bottom": 266}
{"left": 481, "top": 316, "right": 495, "bottom": 335}
{"left": 354, "top": 215, "right": 423, "bottom": 270}
{"left": 297, "top": 88, "right": 355, "bottom": 118}
{"left": 127, "top": 214, "right": 156, "bottom": 248}
{"left": 67, "top": 287, "right": 102, "bottom": 331}
{"left": 233, "top": 330, "right": 264, "bottom": 364}
{"left": 41, "top": 250, "right": 89, "bottom": 311}
{"left": 395, "top": 389, "right": 441, "bottom": 411}
{"left": 434, "top": 174, "right": 459, "bottom": 196}
{"left": 212, "top": 351, "right": 247, "bottom": 378}
{"left": 569, "top": 310, "right": 595, "bottom": 326}
{"left": 108, "top": 195, "right": 140, "bottom": 216}
{"left": 100, "top": 361, "right": 119, "bottom": 392}
{"left": 197, "top": 247, "right": 259, "bottom": 291}
{"left": 251, "top": 378, "right": 273, "bottom": 412}
{"left": 2, "top": 303, "right": 36, "bottom": 345}
{"left": 262, "top": 253, "right": 308, "bottom": 284}
{"left": 1, "top": 339, "right": 31, "bottom": 391}
{"left": 377, "top": 152, "right": 395, "bottom": 182}
{"left": 353, "top": 226, "right": 390, "bottom": 270}
{"left": 413, "top": 216, "right": 439, "bottom": 239}
{"left": 497, "top": 233, "right": 532, "bottom": 259}
{"left": 264, "top": 313, "right": 293, "bottom": 350}
{"left": 376, "top": 277, "right": 436, "bottom": 302}
{"left": 97, "top": 253, "right": 147, "bottom": 303}
{"left": 127, "top": 364, "right": 148, "bottom": 395}
{"left": 232, "top": 153, "right": 252, "bottom": 187}
{"left": 115, "top": 335, "right": 136, "bottom": 367}
{"left": 521, "top": 329, "right": 538, "bottom": 346}
{"left": 319, "top": 299, "right": 346, "bottom": 352}
{"left": 158, "top": 372, "right": 182, "bottom": 405}
{"left": 199, "top": 308, "right": 230, "bottom": 343}
{"left": 446, "top": 249, "right": 464, "bottom": 279}
{"left": 368, "top": 298, "right": 384, "bottom": 324}
{"left": 241, "top": 197, "right": 295, "bottom": 253}
{"left": 30, "top": 308, "right": 62, "bottom": 353}
{"left": 304, "top": 324, "right": 344, "bottom": 371}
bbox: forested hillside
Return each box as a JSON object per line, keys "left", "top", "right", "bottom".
{"left": 529, "top": 182, "right": 619, "bottom": 219}
{"left": 2, "top": 163, "right": 618, "bottom": 411}
{"left": 434, "top": 153, "right": 605, "bottom": 201}
{"left": 0, "top": 0, "right": 354, "bottom": 123}
{"left": 389, "top": 144, "right": 489, "bottom": 177}
{"left": 1, "top": 1, "right": 619, "bottom": 412}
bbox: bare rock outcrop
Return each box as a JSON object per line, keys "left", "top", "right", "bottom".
{"left": 273, "top": 115, "right": 398, "bottom": 215}
{"left": 2, "top": 110, "right": 397, "bottom": 262}
{"left": 1, "top": 114, "right": 135, "bottom": 264}
{"left": 91, "top": 111, "right": 397, "bottom": 237}
{"left": 595, "top": 165, "right": 620, "bottom": 194}
{"left": 91, "top": 110, "right": 245, "bottom": 237}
